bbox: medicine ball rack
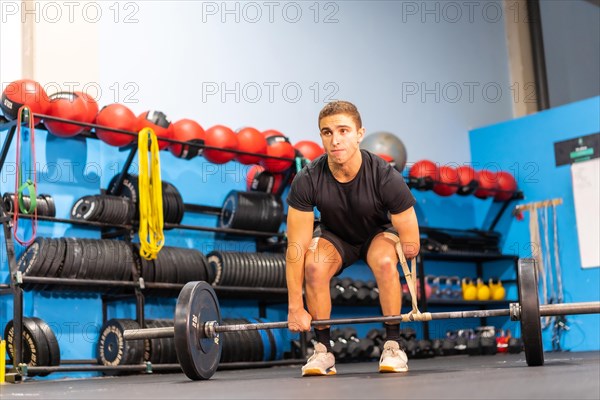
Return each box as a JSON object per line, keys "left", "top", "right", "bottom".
{"left": 0, "top": 114, "right": 304, "bottom": 381}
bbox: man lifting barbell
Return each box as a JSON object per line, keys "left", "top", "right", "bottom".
{"left": 285, "top": 100, "right": 420, "bottom": 376}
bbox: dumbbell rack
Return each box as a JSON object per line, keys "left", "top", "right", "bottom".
{"left": 0, "top": 116, "right": 307, "bottom": 380}
{"left": 415, "top": 251, "right": 520, "bottom": 340}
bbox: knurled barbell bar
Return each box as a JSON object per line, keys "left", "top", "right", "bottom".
{"left": 123, "top": 258, "right": 600, "bottom": 381}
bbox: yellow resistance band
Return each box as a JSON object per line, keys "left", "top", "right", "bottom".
{"left": 138, "top": 127, "right": 164, "bottom": 260}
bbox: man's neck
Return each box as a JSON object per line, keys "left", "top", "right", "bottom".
{"left": 328, "top": 150, "right": 363, "bottom": 183}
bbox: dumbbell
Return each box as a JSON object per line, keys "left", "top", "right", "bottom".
{"left": 454, "top": 328, "right": 474, "bottom": 354}
{"left": 477, "top": 326, "right": 497, "bottom": 355}
{"left": 441, "top": 335, "right": 458, "bottom": 356}
{"left": 417, "top": 339, "right": 435, "bottom": 358}
{"left": 330, "top": 277, "right": 351, "bottom": 302}
{"left": 466, "top": 331, "right": 482, "bottom": 356}
{"left": 353, "top": 280, "right": 373, "bottom": 302}
{"left": 331, "top": 328, "right": 351, "bottom": 361}
{"left": 508, "top": 337, "right": 523, "bottom": 354}
{"left": 366, "top": 328, "right": 386, "bottom": 358}
{"left": 447, "top": 276, "right": 462, "bottom": 299}
{"left": 340, "top": 327, "right": 374, "bottom": 361}
{"left": 365, "top": 281, "right": 379, "bottom": 302}
{"left": 341, "top": 279, "right": 362, "bottom": 302}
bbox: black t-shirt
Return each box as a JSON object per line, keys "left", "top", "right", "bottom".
{"left": 287, "top": 150, "right": 416, "bottom": 245}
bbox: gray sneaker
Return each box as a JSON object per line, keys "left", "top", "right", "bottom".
{"left": 379, "top": 340, "right": 409, "bottom": 373}
{"left": 301, "top": 342, "right": 337, "bottom": 376}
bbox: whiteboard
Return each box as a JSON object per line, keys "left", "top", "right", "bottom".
{"left": 572, "top": 158, "right": 600, "bottom": 268}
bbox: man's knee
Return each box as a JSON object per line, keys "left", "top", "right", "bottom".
{"left": 374, "top": 256, "right": 399, "bottom": 279}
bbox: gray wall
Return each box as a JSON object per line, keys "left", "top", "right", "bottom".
{"left": 97, "top": 0, "right": 513, "bottom": 165}
{"left": 540, "top": 0, "right": 600, "bottom": 108}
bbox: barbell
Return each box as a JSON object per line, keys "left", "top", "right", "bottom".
{"left": 122, "top": 258, "right": 600, "bottom": 380}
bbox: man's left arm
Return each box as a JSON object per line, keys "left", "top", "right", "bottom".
{"left": 390, "top": 206, "right": 420, "bottom": 259}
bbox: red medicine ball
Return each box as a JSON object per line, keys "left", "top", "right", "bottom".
{"left": 74, "top": 91, "right": 99, "bottom": 124}
{"left": 494, "top": 171, "right": 517, "bottom": 201}
{"left": 136, "top": 110, "right": 174, "bottom": 150}
{"left": 169, "top": 119, "right": 206, "bottom": 159}
{"left": 294, "top": 140, "right": 324, "bottom": 162}
{"left": 409, "top": 160, "right": 439, "bottom": 180}
{"left": 456, "top": 165, "right": 477, "bottom": 195}
{"left": 433, "top": 166, "right": 459, "bottom": 197}
{"left": 95, "top": 104, "right": 137, "bottom": 147}
{"left": 261, "top": 130, "right": 295, "bottom": 173}
{"left": 44, "top": 92, "right": 89, "bottom": 137}
{"left": 0, "top": 79, "right": 50, "bottom": 121}
{"left": 203, "top": 125, "right": 239, "bottom": 164}
{"left": 236, "top": 127, "right": 267, "bottom": 165}
{"left": 474, "top": 170, "right": 498, "bottom": 199}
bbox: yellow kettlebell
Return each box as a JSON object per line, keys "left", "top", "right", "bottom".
{"left": 488, "top": 278, "right": 506, "bottom": 300}
{"left": 462, "top": 277, "right": 477, "bottom": 301}
{"left": 476, "top": 278, "right": 491, "bottom": 301}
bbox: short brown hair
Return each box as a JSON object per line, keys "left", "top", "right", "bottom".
{"left": 318, "top": 100, "right": 362, "bottom": 130}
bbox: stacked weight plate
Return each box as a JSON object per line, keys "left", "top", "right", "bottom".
{"left": 16, "top": 237, "right": 134, "bottom": 292}
{"left": 97, "top": 317, "right": 279, "bottom": 374}
{"left": 132, "top": 244, "right": 212, "bottom": 296}
{"left": 107, "top": 173, "right": 184, "bottom": 225}
{"left": 4, "top": 317, "right": 61, "bottom": 376}
{"left": 71, "top": 194, "right": 135, "bottom": 225}
{"left": 206, "top": 251, "right": 286, "bottom": 288}
{"left": 3, "top": 192, "right": 56, "bottom": 217}
{"left": 218, "top": 190, "right": 284, "bottom": 234}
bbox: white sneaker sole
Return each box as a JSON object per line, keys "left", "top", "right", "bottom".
{"left": 302, "top": 366, "right": 337, "bottom": 376}
{"left": 379, "top": 365, "right": 408, "bottom": 373}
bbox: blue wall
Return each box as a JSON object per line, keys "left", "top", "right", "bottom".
{"left": 470, "top": 95, "right": 600, "bottom": 352}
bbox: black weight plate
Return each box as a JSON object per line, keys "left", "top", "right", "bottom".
{"left": 222, "top": 252, "right": 234, "bottom": 287}
{"left": 157, "top": 319, "right": 171, "bottom": 365}
{"left": 31, "top": 317, "right": 60, "bottom": 367}
{"left": 163, "top": 319, "right": 177, "bottom": 364}
{"left": 232, "top": 253, "right": 245, "bottom": 287}
{"left": 44, "top": 238, "right": 67, "bottom": 291}
{"left": 17, "top": 237, "right": 46, "bottom": 279}
{"left": 218, "top": 191, "right": 238, "bottom": 229}
{"left": 97, "top": 319, "right": 144, "bottom": 367}
{"left": 207, "top": 251, "right": 223, "bottom": 286}
{"left": 518, "top": 258, "right": 544, "bottom": 366}
{"left": 143, "top": 320, "right": 160, "bottom": 364}
{"left": 76, "top": 239, "right": 91, "bottom": 280}
{"left": 95, "top": 240, "right": 110, "bottom": 282}
{"left": 121, "top": 241, "right": 135, "bottom": 282}
{"left": 71, "top": 196, "right": 99, "bottom": 220}
{"left": 187, "top": 249, "right": 204, "bottom": 282}
{"left": 90, "top": 239, "right": 106, "bottom": 281}
{"left": 179, "top": 248, "right": 193, "bottom": 284}
{"left": 4, "top": 317, "right": 51, "bottom": 375}
{"left": 178, "top": 248, "right": 193, "bottom": 283}
{"left": 247, "top": 252, "right": 260, "bottom": 288}
{"left": 174, "top": 281, "right": 222, "bottom": 380}
{"left": 40, "top": 194, "right": 56, "bottom": 217}
{"left": 2, "top": 192, "right": 15, "bottom": 212}
{"left": 166, "top": 247, "right": 179, "bottom": 285}
{"left": 35, "top": 238, "right": 59, "bottom": 292}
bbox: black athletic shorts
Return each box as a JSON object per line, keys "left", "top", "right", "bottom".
{"left": 312, "top": 223, "right": 399, "bottom": 275}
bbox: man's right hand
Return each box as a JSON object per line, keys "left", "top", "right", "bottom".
{"left": 287, "top": 308, "right": 312, "bottom": 332}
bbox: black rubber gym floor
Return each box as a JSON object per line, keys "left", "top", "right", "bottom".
{"left": 2, "top": 352, "right": 599, "bottom": 399}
